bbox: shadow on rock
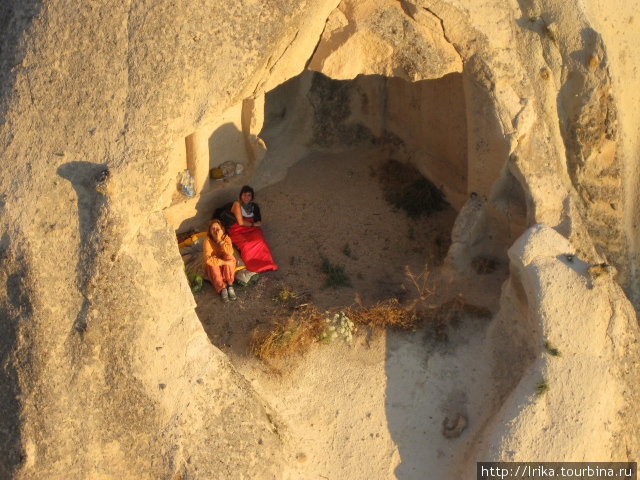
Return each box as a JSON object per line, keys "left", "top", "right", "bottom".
{"left": 57, "top": 161, "right": 107, "bottom": 333}
{"left": 0, "top": 1, "right": 43, "bottom": 124}
{"left": 0, "top": 248, "right": 31, "bottom": 477}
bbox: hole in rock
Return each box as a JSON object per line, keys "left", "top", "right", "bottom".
{"left": 168, "top": 70, "right": 515, "bottom": 361}
{"left": 167, "top": 66, "right": 524, "bottom": 480}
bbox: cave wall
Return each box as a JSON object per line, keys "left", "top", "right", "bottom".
{"left": 251, "top": 71, "right": 469, "bottom": 209}
{"left": 1, "top": 0, "right": 640, "bottom": 478}
{"left": 384, "top": 74, "right": 468, "bottom": 207}
{"left": 0, "top": 0, "right": 341, "bottom": 477}
{"left": 579, "top": 0, "right": 640, "bottom": 304}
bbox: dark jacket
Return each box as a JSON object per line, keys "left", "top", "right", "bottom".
{"left": 213, "top": 202, "right": 261, "bottom": 228}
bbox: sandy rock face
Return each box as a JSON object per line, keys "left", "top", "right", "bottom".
{"left": 1, "top": 0, "right": 640, "bottom": 478}
{"left": 0, "top": 0, "right": 338, "bottom": 477}
{"left": 465, "top": 224, "right": 640, "bottom": 472}
{"left": 308, "top": 0, "right": 462, "bottom": 81}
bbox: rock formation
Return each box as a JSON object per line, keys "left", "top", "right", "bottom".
{"left": 463, "top": 224, "right": 639, "bottom": 475}
{"left": 1, "top": 0, "right": 639, "bottom": 478}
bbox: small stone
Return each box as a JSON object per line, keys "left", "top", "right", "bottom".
{"left": 544, "top": 22, "right": 558, "bottom": 41}
{"left": 442, "top": 415, "right": 467, "bottom": 438}
{"left": 540, "top": 67, "right": 550, "bottom": 80}
{"left": 95, "top": 169, "right": 111, "bottom": 194}
{"left": 296, "top": 452, "right": 307, "bottom": 463}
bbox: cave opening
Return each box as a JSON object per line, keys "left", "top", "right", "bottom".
{"left": 178, "top": 67, "right": 522, "bottom": 480}
{"left": 148, "top": 7, "right": 537, "bottom": 477}
{"left": 163, "top": 60, "right": 528, "bottom": 273}
{"left": 174, "top": 68, "right": 482, "bottom": 349}
{"left": 256, "top": 70, "right": 469, "bottom": 208}
{"left": 164, "top": 68, "right": 471, "bottom": 229}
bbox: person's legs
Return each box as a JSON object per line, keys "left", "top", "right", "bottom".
{"left": 221, "top": 257, "right": 237, "bottom": 300}
{"left": 205, "top": 264, "right": 227, "bottom": 293}
{"left": 221, "top": 257, "right": 237, "bottom": 284}
{"left": 232, "top": 228, "right": 277, "bottom": 272}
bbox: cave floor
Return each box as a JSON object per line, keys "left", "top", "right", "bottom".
{"left": 194, "top": 148, "right": 507, "bottom": 479}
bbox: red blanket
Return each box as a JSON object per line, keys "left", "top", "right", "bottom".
{"left": 227, "top": 224, "right": 278, "bottom": 273}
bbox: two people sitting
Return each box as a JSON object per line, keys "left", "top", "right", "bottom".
{"left": 204, "top": 185, "right": 278, "bottom": 303}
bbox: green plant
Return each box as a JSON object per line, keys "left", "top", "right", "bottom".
{"left": 273, "top": 286, "right": 296, "bottom": 304}
{"left": 544, "top": 341, "right": 561, "bottom": 357}
{"left": 184, "top": 269, "right": 203, "bottom": 293}
{"left": 536, "top": 380, "right": 550, "bottom": 397}
{"left": 319, "top": 312, "right": 355, "bottom": 344}
{"left": 342, "top": 243, "right": 352, "bottom": 258}
{"left": 320, "top": 255, "right": 351, "bottom": 288}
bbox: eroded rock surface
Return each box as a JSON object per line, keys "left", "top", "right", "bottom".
{"left": 1, "top": 0, "right": 640, "bottom": 478}
{"left": 463, "top": 224, "right": 640, "bottom": 474}
{"left": 308, "top": 0, "right": 463, "bottom": 81}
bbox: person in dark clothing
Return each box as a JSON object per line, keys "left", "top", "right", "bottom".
{"left": 216, "top": 185, "right": 277, "bottom": 273}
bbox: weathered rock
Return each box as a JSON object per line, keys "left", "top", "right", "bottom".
{"left": 1, "top": 0, "right": 640, "bottom": 478}
{"left": 0, "top": 0, "right": 333, "bottom": 477}
{"left": 308, "top": 0, "right": 463, "bottom": 81}
{"left": 460, "top": 224, "right": 640, "bottom": 475}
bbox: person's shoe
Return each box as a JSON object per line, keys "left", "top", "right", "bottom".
{"left": 227, "top": 285, "right": 237, "bottom": 301}
{"left": 220, "top": 288, "right": 229, "bottom": 303}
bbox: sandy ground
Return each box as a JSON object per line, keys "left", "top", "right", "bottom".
{"left": 192, "top": 148, "right": 508, "bottom": 479}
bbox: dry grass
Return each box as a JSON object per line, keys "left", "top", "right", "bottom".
{"left": 402, "top": 264, "right": 492, "bottom": 340}
{"left": 404, "top": 264, "right": 435, "bottom": 310}
{"left": 251, "top": 299, "right": 420, "bottom": 364}
{"left": 427, "top": 297, "right": 492, "bottom": 321}
{"left": 251, "top": 266, "right": 494, "bottom": 363}
{"left": 250, "top": 305, "right": 325, "bottom": 360}
{"left": 347, "top": 299, "right": 419, "bottom": 330}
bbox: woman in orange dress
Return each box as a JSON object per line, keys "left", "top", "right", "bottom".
{"left": 203, "top": 219, "right": 237, "bottom": 302}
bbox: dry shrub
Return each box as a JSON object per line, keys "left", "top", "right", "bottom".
{"left": 347, "top": 298, "right": 419, "bottom": 330}
{"left": 250, "top": 305, "right": 325, "bottom": 360}
{"left": 376, "top": 159, "right": 448, "bottom": 218}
